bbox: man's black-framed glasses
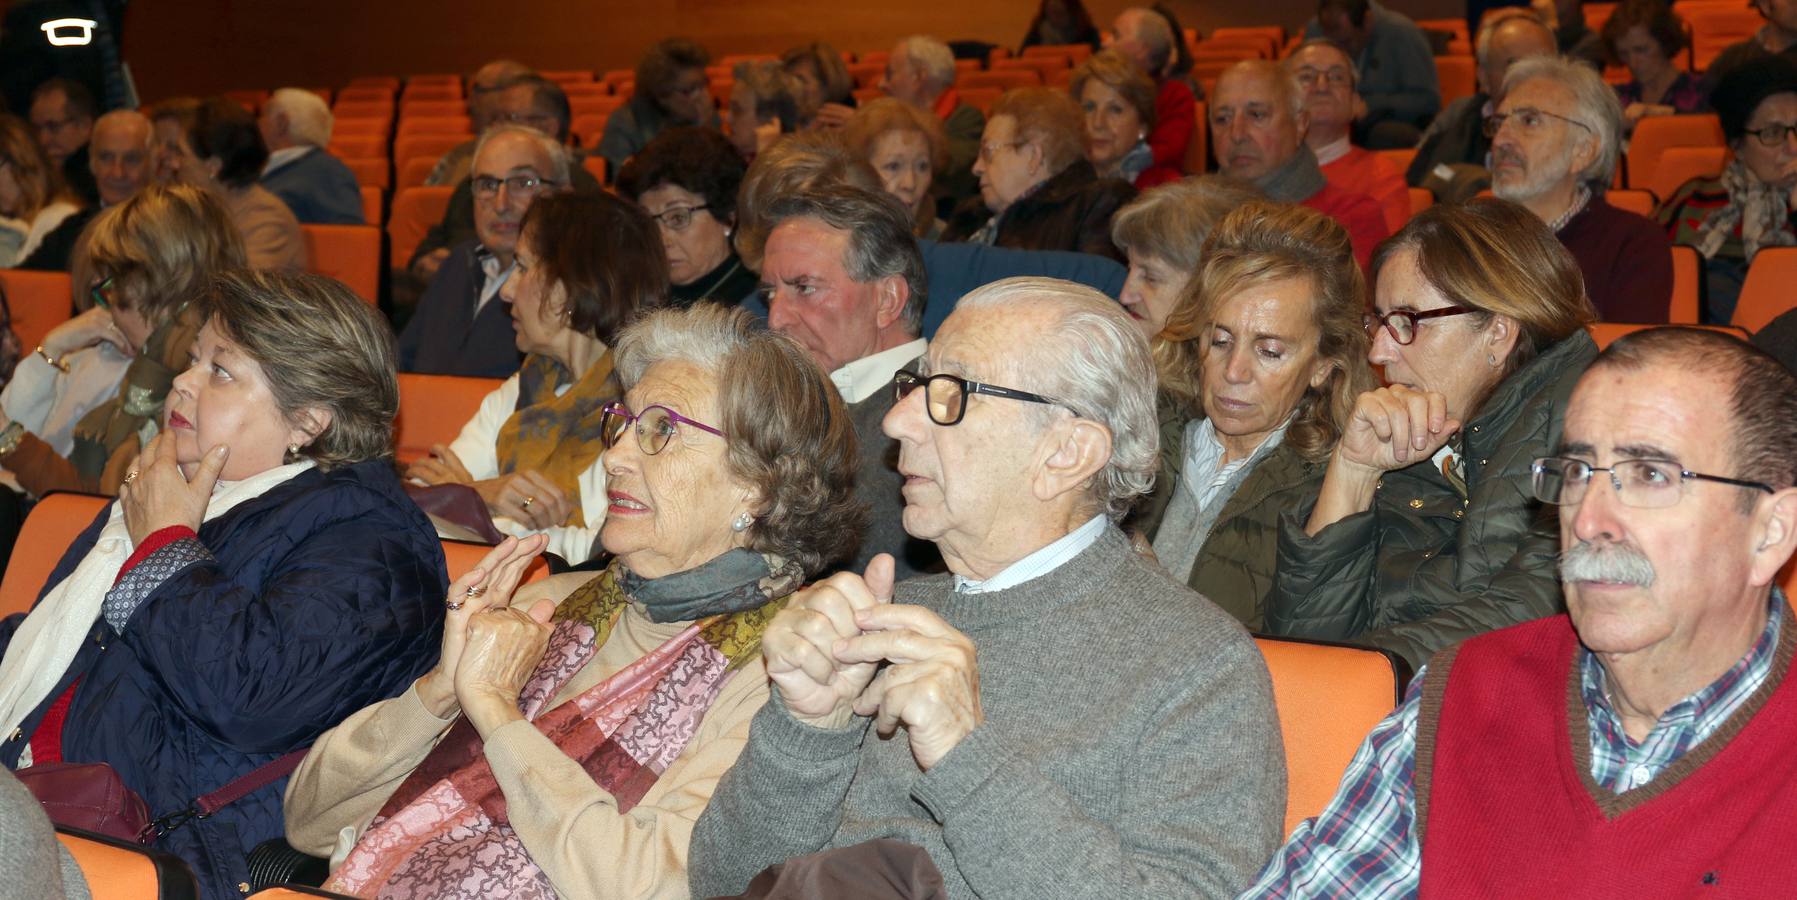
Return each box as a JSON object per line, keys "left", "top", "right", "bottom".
{"left": 1530, "top": 456, "right": 1775, "bottom": 509}
{"left": 1364, "top": 306, "right": 1476, "bottom": 345}
{"left": 892, "top": 369, "right": 1070, "bottom": 426}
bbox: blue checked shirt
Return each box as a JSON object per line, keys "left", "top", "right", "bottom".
{"left": 1242, "top": 597, "right": 1786, "bottom": 899}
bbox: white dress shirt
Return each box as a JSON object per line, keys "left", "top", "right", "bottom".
{"left": 829, "top": 338, "right": 928, "bottom": 405}
{"left": 954, "top": 514, "right": 1109, "bottom": 594}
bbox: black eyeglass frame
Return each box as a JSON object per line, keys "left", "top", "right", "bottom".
{"left": 891, "top": 369, "right": 1072, "bottom": 426}
{"left": 1529, "top": 455, "right": 1775, "bottom": 508}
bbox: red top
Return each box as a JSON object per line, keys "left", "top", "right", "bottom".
{"left": 932, "top": 88, "right": 960, "bottom": 122}
{"left": 1321, "top": 145, "right": 1410, "bottom": 235}
{"left": 1145, "top": 79, "right": 1195, "bottom": 186}
{"left": 1302, "top": 182, "right": 1391, "bottom": 273}
{"left": 1416, "top": 614, "right": 1797, "bottom": 897}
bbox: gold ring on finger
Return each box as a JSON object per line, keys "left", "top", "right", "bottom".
{"left": 521, "top": 496, "right": 535, "bottom": 510}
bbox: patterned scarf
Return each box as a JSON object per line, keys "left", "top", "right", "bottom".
{"left": 68, "top": 305, "right": 200, "bottom": 488}
{"left": 492, "top": 352, "right": 620, "bottom": 528}
{"left": 1694, "top": 159, "right": 1797, "bottom": 262}
{"left": 328, "top": 549, "right": 801, "bottom": 900}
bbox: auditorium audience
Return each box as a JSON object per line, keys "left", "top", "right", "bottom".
{"left": 1072, "top": 50, "right": 1180, "bottom": 188}
{"left": 406, "top": 191, "right": 666, "bottom": 563}
{"left": 880, "top": 35, "right": 985, "bottom": 211}
{"left": 426, "top": 59, "right": 535, "bottom": 188}
{"left": 1020, "top": 0, "right": 1104, "bottom": 52}
{"left": 1135, "top": 202, "right": 1376, "bottom": 629}
{"left": 28, "top": 78, "right": 98, "bottom": 207}
{"left": 1603, "top": 0, "right": 1705, "bottom": 128}
{"left": 0, "top": 184, "right": 243, "bottom": 499}
{"left": 1250, "top": 327, "right": 1797, "bottom": 896}
{"left": 399, "top": 125, "right": 569, "bottom": 379}
{"left": 782, "top": 42, "right": 856, "bottom": 130}
{"left": 1704, "top": 0, "right": 1797, "bottom": 86}
{"left": 15, "top": 110, "right": 155, "bottom": 273}
{"left": 616, "top": 127, "right": 759, "bottom": 307}
{"left": 1287, "top": 39, "right": 1412, "bottom": 233}
{"left": 1656, "top": 54, "right": 1797, "bottom": 324}
{"left": 728, "top": 61, "right": 801, "bottom": 162}
{"left": 599, "top": 38, "right": 720, "bottom": 174}
{"left": 288, "top": 303, "right": 861, "bottom": 900}
{"left": 844, "top": 98, "right": 949, "bottom": 238}
{"left": 154, "top": 97, "right": 309, "bottom": 272}
{"left": 1305, "top": 0, "right": 1441, "bottom": 148}
{"left": 0, "top": 114, "right": 82, "bottom": 268}
{"left": 1491, "top": 55, "right": 1672, "bottom": 322}
{"left": 256, "top": 88, "right": 364, "bottom": 225}
{"left": 689, "top": 276, "right": 1284, "bottom": 898}
{"left": 1110, "top": 175, "right": 1262, "bottom": 336}
{"left": 1268, "top": 198, "right": 1596, "bottom": 668}
{"left": 762, "top": 184, "right": 938, "bottom": 578}
{"left": 944, "top": 87, "right": 1135, "bottom": 260}
{"left": 1109, "top": 8, "right": 1199, "bottom": 172}
{"left": 0, "top": 268, "right": 449, "bottom": 900}
{"left": 1212, "top": 59, "right": 1390, "bottom": 269}
{"left": 1408, "top": 11, "right": 1556, "bottom": 197}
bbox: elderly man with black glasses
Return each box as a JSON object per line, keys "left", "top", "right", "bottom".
{"left": 687, "top": 276, "right": 1285, "bottom": 899}
{"left": 398, "top": 124, "right": 570, "bottom": 379}
{"left": 1488, "top": 54, "right": 1672, "bottom": 323}
{"left": 1249, "top": 326, "right": 1797, "bottom": 896}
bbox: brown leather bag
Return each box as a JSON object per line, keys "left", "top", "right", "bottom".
{"left": 15, "top": 762, "right": 150, "bottom": 842}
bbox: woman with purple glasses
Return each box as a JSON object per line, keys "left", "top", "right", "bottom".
{"left": 286, "top": 302, "right": 864, "bottom": 899}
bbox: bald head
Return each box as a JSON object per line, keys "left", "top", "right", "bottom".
{"left": 90, "top": 111, "right": 155, "bottom": 207}
{"left": 1477, "top": 15, "right": 1556, "bottom": 100}
{"left": 1213, "top": 60, "right": 1307, "bottom": 182}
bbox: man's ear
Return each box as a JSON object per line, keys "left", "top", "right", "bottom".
{"left": 873, "top": 276, "right": 910, "bottom": 331}
{"left": 1749, "top": 487, "right": 1797, "bottom": 588}
{"left": 1030, "top": 417, "right": 1112, "bottom": 505}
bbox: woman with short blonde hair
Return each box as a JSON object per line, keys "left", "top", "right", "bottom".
{"left": 844, "top": 98, "right": 949, "bottom": 237}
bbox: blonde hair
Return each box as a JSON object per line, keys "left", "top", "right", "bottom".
{"left": 82, "top": 183, "right": 247, "bottom": 327}
{"left": 1155, "top": 200, "right": 1375, "bottom": 462}
{"left": 843, "top": 98, "right": 949, "bottom": 235}
{"left": 992, "top": 87, "right": 1088, "bottom": 175}
{"left": 1069, "top": 50, "right": 1158, "bottom": 130}
{"left": 0, "top": 114, "right": 67, "bottom": 220}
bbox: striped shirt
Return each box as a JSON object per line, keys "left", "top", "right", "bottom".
{"left": 1242, "top": 596, "right": 1786, "bottom": 899}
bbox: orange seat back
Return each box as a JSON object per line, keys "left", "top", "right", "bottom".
{"left": 326, "top": 135, "right": 386, "bottom": 161}
{"left": 572, "top": 114, "right": 611, "bottom": 151}
{"left": 359, "top": 185, "right": 383, "bottom": 226}
{"left": 1182, "top": 101, "right": 1209, "bottom": 174}
{"left": 442, "top": 539, "right": 551, "bottom": 586}
{"left": 395, "top": 115, "right": 473, "bottom": 138}
{"left": 0, "top": 493, "right": 107, "bottom": 619}
{"left": 346, "top": 76, "right": 402, "bottom": 92}
{"left": 388, "top": 185, "right": 455, "bottom": 270}
{"left": 569, "top": 95, "right": 626, "bottom": 119}
{"left": 1625, "top": 114, "right": 1723, "bottom": 191}
{"left": 58, "top": 827, "right": 200, "bottom": 900}
{"left": 1435, "top": 55, "right": 1476, "bottom": 107}
{"left": 331, "top": 118, "right": 389, "bottom": 138}
{"left": 1606, "top": 188, "right": 1656, "bottom": 217}
{"left": 0, "top": 269, "right": 73, "bottom": 352}
{"left": 960, "top": 70, "right": 1041, "bottom": 91}
{"left": 1020, "top": 43, "right": 1093, "bottom": 65}
{"left": 396, "top": 155, "right": 438, "bottom": 190}
{"left": 1649, "top": 145, "right": 1729, "bottom": 204}
{"left": 582, "top": 156, "right": 607, "bottom": 184}
{"left": 1669, "top": 244, "right": 1701, "bottom": 324}
{"left": 394, "top": 372, "right": 503, "bottom": 466}
{"left": 1255, "top": 637, "right": 1401, "bottom": 832}
{"left": 340, "top": 157, "right": 390, "bottom": 191}
{"left": 394, "top": 133, "right": 467, "bottom": 174}
{"left": 300, "top": 224, "right": 380, "bottom": 304}
{"left": 958, "top": 87, "right": 1001, "bottom": 115}
{"left": 1733, "top": 245, "right": 1797, "bottom": 333}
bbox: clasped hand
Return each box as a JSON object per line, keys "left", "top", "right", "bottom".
{"left": 405, "top": 445, "right": 572, "bottom": 531}
{"left": 762, "top": 554, "right": 983, "bottom": 771}
{"left": 1335, "top": 384, "right": 1460, "bottom": 475}
{"left": 415, "top": 535, "right": 557, "bottom": 738}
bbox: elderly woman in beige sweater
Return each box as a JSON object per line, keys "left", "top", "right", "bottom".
{"left": 282, "top": 304, "right": 863, "bottom": 899}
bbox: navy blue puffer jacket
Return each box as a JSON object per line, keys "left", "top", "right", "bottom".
{"left": 0, "top": 460, "right": 447, "bottom": 899}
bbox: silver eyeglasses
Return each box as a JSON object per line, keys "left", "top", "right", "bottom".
{"left": 1530, "top": 456, "right": 1773, "bottom": 509}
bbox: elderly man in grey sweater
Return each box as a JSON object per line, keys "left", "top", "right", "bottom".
{"left": 688, "top": 277, "right": 1286, "bottom": 899}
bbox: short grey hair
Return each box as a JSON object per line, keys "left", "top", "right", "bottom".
{"left": 471, "top": 123, "right": 571, "bottom": 187}
{"left": 1111, "top": 174, "right": 1263, "bottom": 274}
{"left": 763, "top": 184, "right": 927, "bottom": 335}
{"left": 266, "top": 88, "right": 333, "bottom": 147}
{"left": 895, "top": 35, "right": 957, "bottom": 93}
{"left": 1119, "top": 7, "right": 1176, "bottom": 74}
{"left": 956, "top": 278, "right": 1159, "bottom": 519}
{"left": 1503, "top": 55, "right": 1623, "bottom": 187}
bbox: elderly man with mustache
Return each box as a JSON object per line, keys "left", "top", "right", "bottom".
{"left": 1246, "top": 326, "right": 1797, "bottom": 896}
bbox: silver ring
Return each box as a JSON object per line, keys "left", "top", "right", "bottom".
{"left": 521, "top": 495, "right": 535, "bottom": 510}
{"left": 445, "top": 599, "right": 465, "bottom": 611}
{"left": 122, "top": 470, "right": 139, "bottom": 485}
{"left": 465, "top": 585, "right": 485, "bottom": 598}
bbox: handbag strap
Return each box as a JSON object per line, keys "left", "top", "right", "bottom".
{"left": 147, "top": 748, "right": 308, "bottom": 841}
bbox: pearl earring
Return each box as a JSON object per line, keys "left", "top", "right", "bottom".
{"left": 731, "top": 512, "right": 754, "bottom": 532}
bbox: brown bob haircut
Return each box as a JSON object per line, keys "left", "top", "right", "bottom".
{"left": 518, "top": 190, "right": 670, "bottom": 346}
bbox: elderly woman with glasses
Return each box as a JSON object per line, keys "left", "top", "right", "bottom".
{"left": 1657, "top": 55, "right": 1797, "bottom": 324}
{"left": 617, "top": 127, "right": 760, "bottom": 307}
{"left": 405, "top": 191, "right": 667, "bottom": 564}
{"left": 286, "top": 303, "right": 863, "bottom": 900}
{"left": 1266, "top": 198, "right": 1598, "bottom": 669}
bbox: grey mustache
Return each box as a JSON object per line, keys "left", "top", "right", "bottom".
{"left": 1559, "top": 540, "right": 1656, "bottom": 587}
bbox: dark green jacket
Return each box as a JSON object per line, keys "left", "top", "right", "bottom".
{"left": 1133, "top": 410, "right": 1327, "bottom": 632}
{"left": 1265, "top": 330, "right": 1598, "bottom": 669}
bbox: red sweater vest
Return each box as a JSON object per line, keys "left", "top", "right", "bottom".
{"left": 1414, "top": 611, "right": 1797, "bottom": 898}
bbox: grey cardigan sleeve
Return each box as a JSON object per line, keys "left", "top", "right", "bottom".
{"left": 686, "top": 690, "right": 873, "bottom": 898}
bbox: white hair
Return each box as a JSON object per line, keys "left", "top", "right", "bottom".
{"left": 1503, "top": 55, "right": 1622, "bottom": 187}
{"left": 265, "top": 88, "right": 334, "bottom": 147}
{"left": 955, "top": 277, "right": 1160, "bottom": 520}
{"left": 1119, "top": 7, "right": 1176, "bottom": 73}
{"left": 895, "top": 35, "right": 957, "bottom": 93}
{"left": 615, "top": 302, "right": 753, "bottom": 386}
{"left": 471, "top": 123, "right": 572, "bottom": 187}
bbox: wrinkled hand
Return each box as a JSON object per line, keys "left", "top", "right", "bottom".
{"left": 42, "top": 307, "right": 134, "bottom": 359}
{"left": 121, "top": 432, "right": 227, "bottom": 546}
{"left": 763, "top": 554, "right": 895, "bottom": 728}
{"left": 454, "top": 596, "right": 557, "bottom": 738}
{"left": 473, "top": 470, "right": 571, "bottom": 531}
{"left": 1334, "top": 385, "right": 1459, "bottom": 476}
{"left": 812, "top": 102, "right": 856, "bottom": 130}
{"left": 416, "top": 534, "right": 547, "bottom": 718}
{"left": 835, "top": 604, "right": 982, "bottom": 771}
{"left": 412, "top": 247, "right": 451, "bottom": 282}
{"left": 405, "top": 443, "right": 475, "bottom": 486}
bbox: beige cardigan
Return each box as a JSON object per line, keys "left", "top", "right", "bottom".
{"left": 283, "top": 585, "right": 771, "bottom": 900}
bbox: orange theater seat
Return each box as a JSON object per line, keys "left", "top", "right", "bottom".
{"left": 1436, "top": 56, "right": 1476, "bottom": 107}
{"left": 388, "top": 185, "right": 454, "bottom": 270}
{"left": 394, "top": 134, "right": 467, "bottom": 175}
{"left": 1256, "top": 636, "right": 1402, "bottom": 832}
{"left": 301, "top": 225, "right": 381, "bottom": 304}
{"left": 1408, "top": 187, "right": 1434, "bottom": 219}
{"left": 331, "top": 100, "right": 392, "bottom": 122}
{"left": 330, "top": 118, "right": 388, "bottom": 139}
{"left": 347, "top": 76, "right": 402, "bottom": 92}
{"left": 569, "top": 95, "right": 626, "bottom": 118}
{"left": 442, "top": 539, "right": 552, "bottom": 585}
{"left": 0, "top": 268, "right": 74, "bottom": 353}
{"left": 848, "top": 62, "right": 885, "bottom": 89}
{"left": 540, "top": 69, "right": 595, "bottom": 84}
{"left": 0, "top": 492, "right": 108, "bottom": 618}
{"left": 1020, "top": 43, "right": 1094, "bottom": 65}
{"left": 360, "top": 185, "right": 383, "bottom": 226}
{"left": 572, "top": 113, "right": 611, "bottom": 151}
{"left": 992, "top": 57, "right": 1069, "bottom": 83}
{"left": 1607, "top": 188, "right": 1656, "bottom": 217}
{"left": 1733, "top": 245, "right": 1797, "bottom": 333}
{"left": 1669, "top": 244, "right": 1700, "bottom": 325}
{"left": 398, "top": 98, "right": 464, "bottom": 118}
{"left": 1649, "top": 145, "right": 1729, "bottom": 204}
{"left": 396, "top": 115, "right": 473, "bottom": 137}
{"left": 396, "top": 156, "right": 439, "bottom": 190}
{"left": 337, "top": 87, "right": 396, "bottom": 106}
{"left": 327, "top": 135, "right": 385, "bottom": 160}
{"left": 57, "top": 826, "right": 201, "bottom": 900}
{"left": 1624, "top": 114, "right": 1723, "bottom": 191}
{"left": 582, "top": 156, "right": 607, "bottom": 184}
{"left": 958, "top": 87, "right": 1002, "bottom": 115}
{"left": 1183, "top": 100, "right": 1209, "bottom": 174}
{"left": 340, "top": 157, "right": 390, "bottom": 191}
{"left": 960, "top": 69, "right": 1041, "bottom": 91}
{"left": 395, "top": 372, "right": 503, "bottom": 466}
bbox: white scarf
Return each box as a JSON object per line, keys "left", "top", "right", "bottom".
{"left": 0, "top": 460, "right": 317, "bottom": 743}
